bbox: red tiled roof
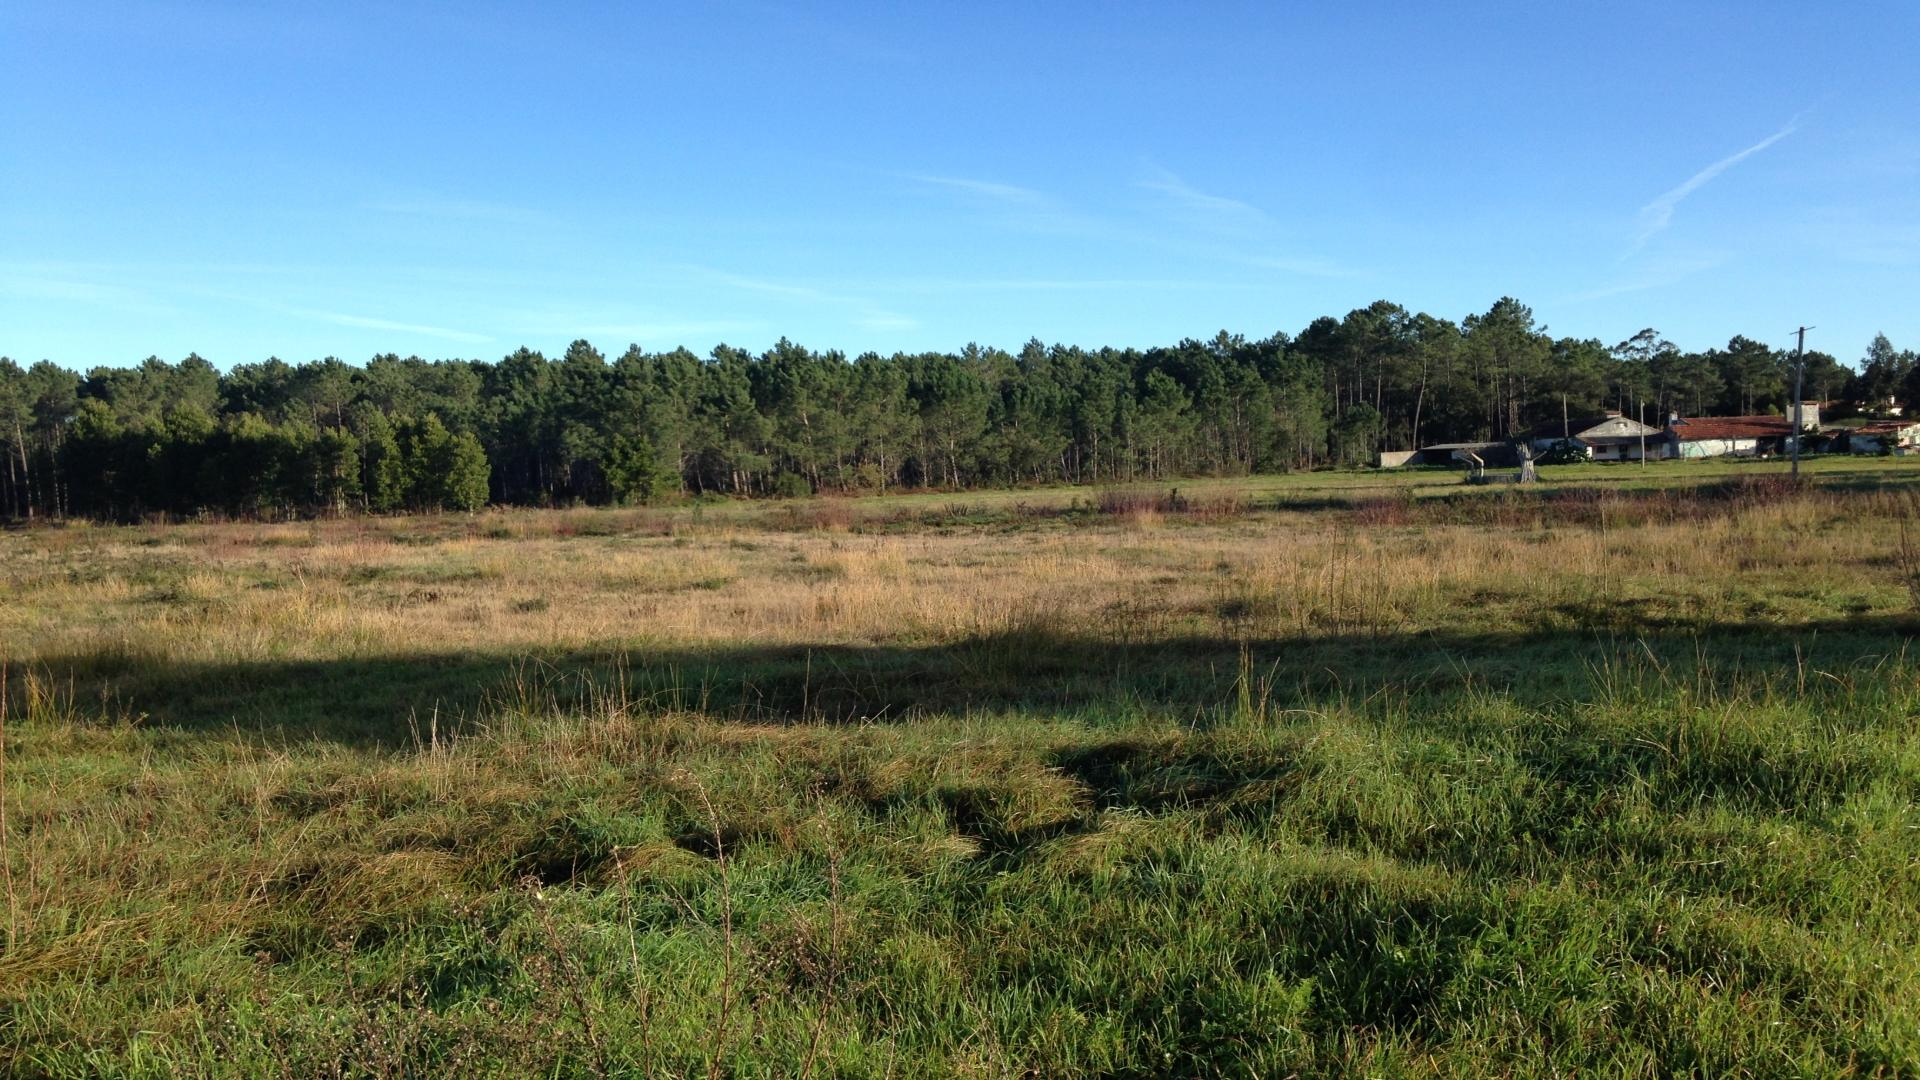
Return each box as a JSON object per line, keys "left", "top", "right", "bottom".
{"left": 1668, "top": 416, "right": 1792, "bottom": 441}
{"left": 1855, "top": 421, "right": 1917, "bottom": 435}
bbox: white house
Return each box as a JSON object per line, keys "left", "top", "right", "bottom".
{"left": 1524, "top": 411, "right": 1666, "bottom": 461}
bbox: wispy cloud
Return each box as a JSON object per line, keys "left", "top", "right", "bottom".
{"left": 577, "top": 322, "right": 757, "bottom": 342}
{"left": 1243, "top": 254, "right": 1359, "bottom": 280}
{"left": 0, "top": 273, "right": 183, "bottom": 319}
{"left": 699, "top": 270, "right": 842, "bottom": 304}
{"left": 689, "top": 266, "right": 918, "bottom": 337}
{"left": 0, "top": 269, "right": 496, "bottom": 351}
{"left": 1564, "top": 253, "right": 1726, "bottom": 303}
{"left": 293, "top": 308, "right": 494, "bottom": 344}
{"left": 505, "top": 311, "right": 762, "bottom": 345}
{"left": 862, "top": 277, "right": 1258, "bottom": 294}
{"left": 1633, "top": 116, "right": 1804, "bottom": 249}
{"left": 1136, "top": 166, "right": 1262, "bottom": 219}
{"left": 52, "top": 274, "right": 499, "bottom": 346}
{"left": 903, "top": 173, "right": 1047, "bottom": 205}
{"left": 0, "top": 275, "right": 144, "bottom": 305}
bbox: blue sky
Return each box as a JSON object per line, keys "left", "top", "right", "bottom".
{"left": 3, "top": 1, "right": 1917, "bottom": 370}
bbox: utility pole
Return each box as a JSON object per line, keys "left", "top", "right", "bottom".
{"left": 1792, "top": 326, "right": 1813, "bottom": 478}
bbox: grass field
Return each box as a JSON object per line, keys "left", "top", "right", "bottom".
{"left": 5, "top": 457, "right": 1920, "bottom": 1076}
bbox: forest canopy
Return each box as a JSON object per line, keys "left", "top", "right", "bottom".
{"left": 1, "top": 297, "right": 1907, "bottom": 520}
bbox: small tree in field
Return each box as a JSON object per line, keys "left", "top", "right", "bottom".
{"left": 603, "top": 433, "right": 674, "bottom": 505}
{"left": 350, "top": 404, "right": 406, "bottom": 513}
{"left": 395, "top": 413, "right": 490, "bottom": 512}
{"left": 309, "top": 426, "right": 362, "bottom": 514}
{"left": 443, "top": 430, "right": 490, "bottom": 512}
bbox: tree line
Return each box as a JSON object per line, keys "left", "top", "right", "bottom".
{"left": 2, "top": 296, "right": 1910, "bottom": 520}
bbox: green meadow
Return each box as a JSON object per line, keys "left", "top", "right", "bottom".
{"left": 4, "top": 461, "right": 1920, "bottom": 1077}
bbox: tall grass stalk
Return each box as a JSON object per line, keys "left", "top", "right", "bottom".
{"left": 1, "top": 662, "right": 13, "bottom": 952}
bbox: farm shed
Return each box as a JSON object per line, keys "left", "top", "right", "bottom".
{"left": 1848, "top": 420, "right": 1920, "bottom": 453}
{"left": 1665, "top": 415, "right": 1796, "bottom": 459}
{"left": 1524, "top": 411, "right": 1665, "bottom": 461}
{"left": 1380, "top": 441, "right": 1519, "bottom": 468}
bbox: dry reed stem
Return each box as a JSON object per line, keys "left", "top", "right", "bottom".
{"left": 695, "top": 777, "right": 737, "bottom": 1080}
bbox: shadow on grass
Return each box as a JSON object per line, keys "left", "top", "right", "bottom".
{"left": 19, "top": 613, "right": 1919, "bottom": 749}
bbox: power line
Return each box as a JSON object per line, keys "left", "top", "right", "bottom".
{"left": 1791, "top": 326, "right": 1814, "bottom": 478}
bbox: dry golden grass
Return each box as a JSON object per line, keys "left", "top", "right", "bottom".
{"left": 3, "top": 485, "right": 1907, "bottom": 672}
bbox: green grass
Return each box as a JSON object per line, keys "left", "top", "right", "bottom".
{"left": 8, "top": 644, "right": 1919, "bottom": 1077}
{"left": 5, "top": 472, "right": 1920, "bottom": 1076}
{"left": 845, "top": 453, "right": 1919, "bottom": 503}
{"left": 489, "top": 453, "right": 1920, "bottom": 531}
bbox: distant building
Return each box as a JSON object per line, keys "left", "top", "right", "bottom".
{"left": 1379, "top": 402, "right": 1830, "bottom": 467}
{"left": 1664, "top": 403, "right": 1819, "bottom": 459}
{"left": 1848, "top": 420, "right": 1920, "bottom": 454}
{"left": 1666, "top": 416, "right": 1793, "bottom": 458}
{"left": 1523, "top": 411, "right": 1664, "bottom": 461}
{"left": 1378, "top": 441, "right": 1518, "bottom": 468}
